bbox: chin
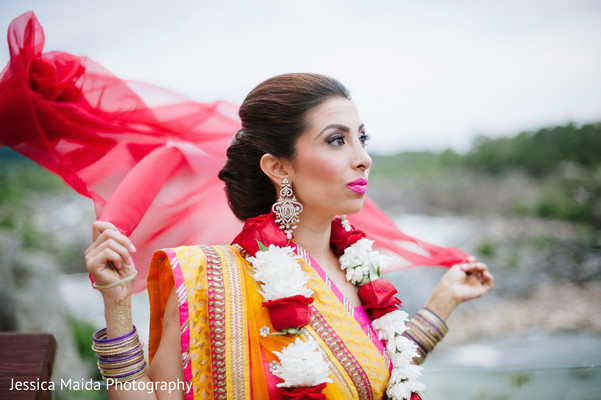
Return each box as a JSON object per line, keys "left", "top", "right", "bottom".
{"left": 337, "top": 199, "right": 365, "bottom": 216}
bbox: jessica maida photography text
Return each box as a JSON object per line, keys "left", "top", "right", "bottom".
{"left": 9, "top": 377, "right": 193, "bottom": 394}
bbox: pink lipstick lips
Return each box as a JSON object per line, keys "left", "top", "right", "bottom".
{"left": 347, "top": 178, "right": 368, "bottom": 195}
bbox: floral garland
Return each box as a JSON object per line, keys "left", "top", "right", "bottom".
{"left": 233, "top": 212, "right": 424, "bottom": 400}
{"left": 341, "top": 238, "right": 425, "bottom": 399}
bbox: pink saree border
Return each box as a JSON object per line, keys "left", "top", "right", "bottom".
{"left": 291, "top": 243, "right": 387, "bottom": 357}
{"left": 163, "top": 248, "right": 194, "bottom": 400}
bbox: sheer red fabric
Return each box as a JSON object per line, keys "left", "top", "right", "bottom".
{"left": 0, "top": 12, "right": 467, "bottom": 292}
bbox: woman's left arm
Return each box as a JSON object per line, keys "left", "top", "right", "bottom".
{"left": 425, "top": 260, "right": 494, "bottom": 321}
{"left": 401, "top": 260, "right": 494, "bottom": 364}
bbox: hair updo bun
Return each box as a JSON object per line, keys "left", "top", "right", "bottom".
{"left": 218, "top": 73, "right": 351, "bottom": 221}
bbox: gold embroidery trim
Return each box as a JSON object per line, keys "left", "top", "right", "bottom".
{"left": 202, "top": 245, "right": 228, "bottom": 400}
{"left": 302, "top": 328, "right": 357, "bottom": 398}
{"left": 310, "top": 306, "right": 374, "bottom": 400}
{"left": 219, "top": 246, "right": 249, "bottom": 400}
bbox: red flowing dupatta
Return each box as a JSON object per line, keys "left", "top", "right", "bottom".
{"left": 0, "top": 12, "right": 468, "bottom": 292}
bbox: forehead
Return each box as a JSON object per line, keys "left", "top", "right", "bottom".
{"left": 304, "top": 97, "right": 361, "bottom": 131}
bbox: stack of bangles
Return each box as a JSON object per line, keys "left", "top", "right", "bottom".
{"left": 402, "top": 307, "right": 449, "bottom": 364}
{"left": 92, "top": 326, "right": 147, "bottom": 383}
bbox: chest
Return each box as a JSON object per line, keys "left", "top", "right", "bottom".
{"left": 318, "top": 256, "right": 362, "bottom": 308}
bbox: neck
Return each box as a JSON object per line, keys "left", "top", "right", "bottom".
{"left": 292, "top": 212, "right": 334, "bottom": 261}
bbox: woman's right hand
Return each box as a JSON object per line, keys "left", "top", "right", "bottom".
{"left": 85, "top": 220, "right": 137, "bottom": 304}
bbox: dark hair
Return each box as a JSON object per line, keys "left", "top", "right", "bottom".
{"left": 218, "top": 73, "right": 351, "bottom": 221}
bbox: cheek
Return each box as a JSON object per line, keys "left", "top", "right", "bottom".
{"left": 298, "top": 153, "right": 342, "bottom": 183}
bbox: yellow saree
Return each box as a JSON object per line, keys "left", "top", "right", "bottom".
{"left": 147, "top": 244, "right": 391, "bottom": 399}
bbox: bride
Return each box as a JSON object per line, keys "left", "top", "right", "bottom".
{"left": 86, "top": 73, "right": 493, "bottom": 399}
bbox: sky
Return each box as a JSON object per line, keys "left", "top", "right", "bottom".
{"left": 1, "top": 0, "right": 600, "bottom": 154}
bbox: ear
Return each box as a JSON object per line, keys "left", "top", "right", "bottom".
{"left": 260, "top": 153, "right": 293, "bottom": 186}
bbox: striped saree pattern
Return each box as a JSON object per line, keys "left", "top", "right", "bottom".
{"left": 148, "top": 245, "right": 390, "bottom": 399}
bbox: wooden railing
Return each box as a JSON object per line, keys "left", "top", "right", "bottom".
{"left": 0, "top": 333, "right": 56, "bottom": 399}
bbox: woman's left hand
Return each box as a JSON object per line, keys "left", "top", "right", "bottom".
{"left": 425, "top": 258, "right": 494, "bottom": 321}
{"left": 445, "top": 259, "right": 494, "bottom": 303}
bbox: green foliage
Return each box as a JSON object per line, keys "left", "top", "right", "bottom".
{"left": 464, "top": 122, "right": 601, "bottom": 177}
{"left": 371, "top": 149, "right": 463, "bottom": 180}
{"left": 0, "top": 151, "right": 67, "bottom": 233}
{"left": 531, "top": 235, "right": 554, "bottom": 249}
{"left": 534, "top": 165, "right": 601, "bottom": 226}
{"left": 477, "top": 241, "right": 497, "bottom": 257}
{"left": 509, "top": 371, "right": 535, "bottom": 388}
{"left": 0, "top": 149, "right": 83, "bottom": 270}
{"left": 371, "top": 121, "right": 601, "bottom": 229}
{"left": 0, "top": 150, "right": 65, "bottom": 203}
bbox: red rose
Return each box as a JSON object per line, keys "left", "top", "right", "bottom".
{"left": 277, "top": 382, "right": 327, "bottom": 400}
{"left": 357, "top": 278, "right": 402, "bottom": 320}
{"left": 329, "top": 217, "right": 366, "bottom": 257}
{"left": 29, "top": 53, "right": 85, "bottom": 102}
{"left": 231, "top": 211, "right": 288, "bottom": 257}
{"left": 263, "top": 295, "right": 314, "bottom": 331}
{"left": 410, "top": 393, "right": 422, "bottom": 400}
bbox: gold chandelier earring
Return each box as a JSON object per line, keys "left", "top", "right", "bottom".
{"left": 272, "top": 178, "right": 303, "bottom": 239}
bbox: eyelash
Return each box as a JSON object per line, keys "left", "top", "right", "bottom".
{"left": 327, "top": 133, "right": 370, "bottom": 147}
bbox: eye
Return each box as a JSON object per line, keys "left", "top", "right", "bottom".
{"left": 326, "top": 134, "right": 346, "bottom": 146}
{"left": 359, "top": 133, "right": 371, "bottom": 146}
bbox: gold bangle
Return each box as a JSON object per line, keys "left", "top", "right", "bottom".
{"left": 92, "top": 334, "right": 140, "bottom": 349}
{"left": 412, "top": 316, "right": 445, "bottom": 342}
{"left": 92, "top": 339, "right": 141, "bottom": 354}
{"left": 98, "top": 353, "right": 145, "bottom": 370}
{"left": 93, "top": 271, "right": 138, "bottom": 290}
{"left": 93, "top": 342, "right": 142, "bottom": 357}
{"left": 105, "top": 366, "right": 148, "bottom": 383}
{"left": 103, "top": 363, "right": 148, "bottom": 383}
{"left": 418, "top": 308, "right": 449, "bottom": 336}
{"left": 406, "top": 324, "right": 436, "bottom": 353}
{"left": 100, "top": 360, "right": 147, "bottom": 377}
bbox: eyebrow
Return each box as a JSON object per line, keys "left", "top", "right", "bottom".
{"left": 316, "top": 123, "right": 365, "bottom": 139}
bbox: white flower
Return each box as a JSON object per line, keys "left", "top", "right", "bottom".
{"left": 390, "top": 338, "right": 419, "bottom": 364}
{"left": 271, "top": 337, "right": 333, "bottom": 388}
{"left": 372, "top": 310, "right": 409, "bottom": 341}
{"left": 339, "top": 238, "right": 374, "bottom": 270}
{"left": 394, "top": 335, "right": 419, "bottom": 354}
{"left": 387, "top": 381, "right": 413, "bottom": 400}
{"left": 248, "top": 245, "right": 313, "bottom": 301}
{"left": 345, "top": 264, "right": 369, "bottom": 284}
{"left": 368, "top": 250, "right": 391, "bottom": 272}
{"left": 339, "top": 238, "right": 393, "bottom": 285}
{"left": 353, "top": 237, "right": 375, "bottom": 253}
{"left": 371, "top": 309, "right": 424, "bottom": 400}
{"left": 405, "top": 378, "right": 427, "bottom": 393}
{"left": 260, "top": 326, "right": 271, "bottom": 337}
{"left": 389, "top": 362, "right": 423, "bottom": 383}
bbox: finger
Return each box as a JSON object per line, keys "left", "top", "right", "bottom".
{"left": 480, "top": 270, "right": 494, "bottom": 286}
{"left": 92, "top": 220, "right": 119, "bottom": 241}
{"left": 91, "top": 221, "right": 137, "bottom": 253}
{"left": 476, "top": 262, "right": 489, "bottom": 270}
{"left": 95, "top": 228, "right": 135, "bottom": 257}
{"left": 87, "top": 248, "right": 126, "bottom": 279}
{"left": 461, "top": 262, "right": 488, "bottom": 273}
{"left": 459, "top": 262, "right": 478, "bottom": 272}
{"left": 86, "top": 235, "right": 133, "bottom": 271}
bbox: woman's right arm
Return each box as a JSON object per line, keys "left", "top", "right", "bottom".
{"left": 85, "top": 221, "right": 185, "bottom": 399}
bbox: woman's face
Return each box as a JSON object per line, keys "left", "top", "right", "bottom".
{"left": 288, "top": 97, "right": 372, "bottom": 223}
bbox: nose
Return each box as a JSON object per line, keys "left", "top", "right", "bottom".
{"left": 353, "top": 143, "right": 372, "bottom": 171}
